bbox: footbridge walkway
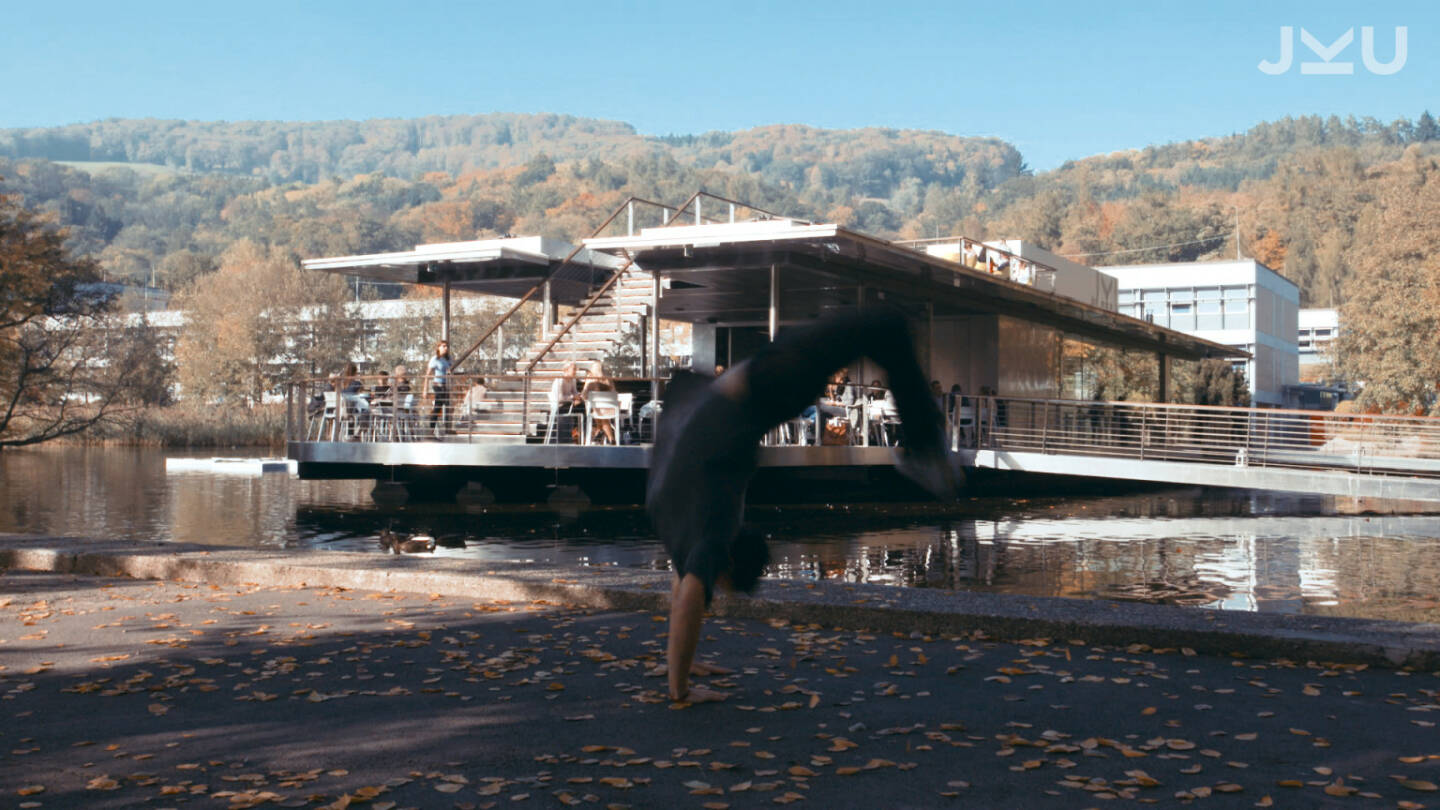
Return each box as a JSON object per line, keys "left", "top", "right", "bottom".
{"left": 970, "top": 397, "right": 1440, "bottom": 503}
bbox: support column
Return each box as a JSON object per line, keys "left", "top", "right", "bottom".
{"left": 541, "top": 280, "right": 552, "bottom": 341}
{"left": 1157, "top": 352, "right": 1171, "bottom": 402}
{"left": 926, "top": 302, "right": 935, "bottom": 382}
{"left": 856, "top": 284, "right": 867, "bottom": 387}
{"left": 651, "top": 272, "right": 662, "bottom": 403}
{"left": 768, "top": 264, "right": 779, "bottom": 341}
{"left": 441, "top": 280, "right": 452, "bottom": 344}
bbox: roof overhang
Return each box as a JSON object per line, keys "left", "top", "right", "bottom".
{"left": 585, "top": 222, "right": 1246, "bottom": 361}
{"left": 300, "top": 236, "right": 627, "bottom": 304}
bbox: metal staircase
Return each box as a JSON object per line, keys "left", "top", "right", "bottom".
{"left": 456, "top": 266, "right": 654, "bottom": 440}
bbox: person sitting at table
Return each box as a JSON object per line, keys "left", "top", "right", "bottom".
{"left": 339, "top": 362, "right": 365, "bottom": 395}
{"left": 371, "top": 371, "right": 393, "bottom": 406}
{"left": 392, "top": 365, "right": 413, "bottom": 407}
{"left": 335, "top": 362, "right": 368, "bottom": 438}
{"left": 582, "top": 360, "right": 617, "bottom": 445}
{"left": 461, "top": 377, "right": 490, "bottom": 414}
{"left": 550, "top": 361, "right": 583, "bottom": 442}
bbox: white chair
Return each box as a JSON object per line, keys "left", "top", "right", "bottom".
{"left": 870, "top": 400, "right": 902, "bottom": 446}
{"left": 617, "top": 392, "right": 635, "bottom": 440}
{"left": 543, "top": 389, "right": 563, "bottom": 444}
{"left": 367, "top": 403, "right": 393, "bottom": 441}
{"left": 584, "top": 390, "right": 621, "bottom": 445}
{"left": 340, "top": 393, "right": 370, "bottom": 440}
{"left": 311, "top": 392, "right": 339, "bottom": 441}
{"left": 954, "top": 404, "right": 975, "bottom": 448}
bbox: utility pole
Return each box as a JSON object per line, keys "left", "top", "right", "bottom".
{"left": 1234, "top": 204, "right": 1242, "bottom": 261}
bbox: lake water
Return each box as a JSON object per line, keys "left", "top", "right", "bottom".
{"left": 4, "top": 447, "right": 1440, "bottom": 622}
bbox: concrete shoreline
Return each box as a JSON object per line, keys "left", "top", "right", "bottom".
{"left": 4, "top": 532, "right": 1439, "bottom": 670}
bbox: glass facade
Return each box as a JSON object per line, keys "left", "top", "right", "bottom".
{"left": 1120, "top": 284, "right": 1255, "bottom": 332}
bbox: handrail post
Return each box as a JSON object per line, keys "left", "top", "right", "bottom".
{"left": 284, "top": 382, "right": 293, "bottom": 444}
{"left": 521, "top": 372, "right": 531, "bottom": 438}
{"left": 695, "top": 195, "right": 702, "bottom": 225}
{"left": 1244, "top": 408, "right": 1254, "bottom": 465}
{"left": 862, "top": 396, "right": 870, "bottom": 447}
{"left": 627, "top": 200, "right": 634, "bottom": 236}
{"left": 1041, "top": 400, "right": 1049, "bottom": 453}
{"left": 1140, "top": 408, "right": 1148, "bottom": 460}
{"left": 1261, "top": 411, "right": 1270, "bottom": 468}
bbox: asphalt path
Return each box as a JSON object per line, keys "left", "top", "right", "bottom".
{"left": 3, "top": 570, "right": 1440, "bottom": 809}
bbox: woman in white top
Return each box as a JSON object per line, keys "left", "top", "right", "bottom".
{"left": 581, "top": 360, "right": 617, "bottom": 445}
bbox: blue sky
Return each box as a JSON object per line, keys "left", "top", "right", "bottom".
{"left": 2, "top": 0, "right": 1433, "bottom": 170}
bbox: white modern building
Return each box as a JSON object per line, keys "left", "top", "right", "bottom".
{"left": 1099, "top": 260, "right": 1300, "bottom": 407}
{"left": 1298, "top": 308, "right": 1340, "bottom": 380}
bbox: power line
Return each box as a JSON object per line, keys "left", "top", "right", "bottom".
{"left": 1061, "top": 232, "right": 1236, "bottom": 260}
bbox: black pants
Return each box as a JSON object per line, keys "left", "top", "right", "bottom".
{"left": 428, "top": 384, "right": 450, "bottom": 430}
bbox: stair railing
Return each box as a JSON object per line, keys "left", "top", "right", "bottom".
{"left": 450, "top": 195, "right": 681, "bottom": 372}
{"left": 519, "top": 254, "right": 637, "bottom": 431}
{"left": 658, "top": 190, "right": 812, "bottom": 228}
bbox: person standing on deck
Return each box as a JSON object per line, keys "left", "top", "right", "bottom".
{"left": 425, "top": 340, "right": 453, "bottom": 435}
{"left": 647, "top": 309, "right": 961, "bottom": 704}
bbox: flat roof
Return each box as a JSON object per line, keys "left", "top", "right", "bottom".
{"left": 587, "top": 221, "right": 1243, "bottom": 360}
{"left": 302, "top": 220, "right": 1245, "bottom": 361}
{"left": 301, "top": 235, "right": 627, "bottom": 304}
{"left": 1098, "top": 259, "right": 1299, "bottom": 291}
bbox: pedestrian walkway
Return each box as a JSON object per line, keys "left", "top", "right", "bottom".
{"left": 4, "top": 560, "right": 1440, "bottom": 807}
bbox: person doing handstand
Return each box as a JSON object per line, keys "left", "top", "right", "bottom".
{"left": 646, "top": 309, "right": 959, "bottom": 703}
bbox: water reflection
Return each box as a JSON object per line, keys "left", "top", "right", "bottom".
{"left": 4, "top": 447, "right": 1440, "bottom": 623}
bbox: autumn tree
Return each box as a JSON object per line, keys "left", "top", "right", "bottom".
{"left": 173, "top": 240, "right": 361, "bottom": 404}
{"left": 1333, "top": 155, "right": 1440, "bottom": 414}
{"left": 0, "top": 189, "right": 146, "bottom": 447}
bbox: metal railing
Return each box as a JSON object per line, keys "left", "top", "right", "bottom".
{"left": 286, "top": 376, "right": 1440, "bottom": 482}
{"left": 284, "top": 372, "right": 670, "bottom": 445}
{"left": 895, "top": 235, "right": 1060, "bottom": 293}
{"left": 975, "top": 396, "right": 1440, "bottom": 479}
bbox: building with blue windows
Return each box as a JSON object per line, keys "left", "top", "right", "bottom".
{"left": 1099, "top": 260, "right": 1299, "bottom": 406}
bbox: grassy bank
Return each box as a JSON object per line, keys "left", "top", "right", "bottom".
{"left": 81, "top": 404, "right": 285, "bottom": 448}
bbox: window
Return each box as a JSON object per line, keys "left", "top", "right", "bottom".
{"left": 1197, "top": 301, "right": 1222, "bottom": 331}
{"left": 1169, "top": 289, "right": 1194, "bottom": 303}
{"left": 1118, "top": 291, "right": 1134, "bottom": 305}
{"left": 1169, "top": 303, "right": 1195, "bottom": 330}
{"left": 1197, "top": 288, "right": 1222, "bottom": 300}
{"left": 1315, "top": 328, "right": 1332, "bottom": 338}
{"left": 1142, "top": 289, "right": 1168, "bottom": 301}
{"left": 1223, "top": 299, "right": 1249, "bottom": 329}
{"left": 1223, "top": 285, "right": 1249, "bottom": 300}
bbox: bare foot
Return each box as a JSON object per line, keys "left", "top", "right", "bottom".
{"left": 671, "top": 684, "right": 731, "bottom": 704}
{"left": 647, "top": 661, "right": 734, "bottom": 678}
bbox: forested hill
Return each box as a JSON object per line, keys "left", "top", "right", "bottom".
{"left": 2, "top": 111, "right": 1437, "bottom": 308}
{"left": 0, "top": 113, "right": 1024, "bottom": 200}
